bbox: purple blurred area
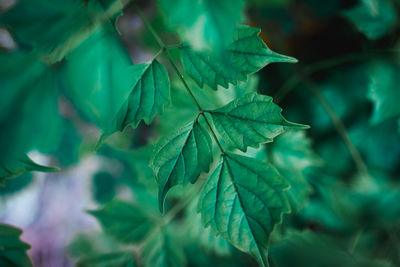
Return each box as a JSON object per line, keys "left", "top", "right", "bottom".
{"left": 0, "top": 157, "right": 100, "bottom": 266}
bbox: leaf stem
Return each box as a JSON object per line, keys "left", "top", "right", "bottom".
{"left": 201, "top": 112, "right": 225, "bottom": 153}
{"left": 133, "top": 2, "right": 225, "bottom": 154}
{"left": 132, "top": 1, "right": 202, "bottom": 111}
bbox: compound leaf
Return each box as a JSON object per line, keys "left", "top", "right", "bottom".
{"left": 88, "top": 199, "right": 155, "bottom": 244}
{"left": 116, "top": 60, "right": 170, "bottom": 130}
{"left": 180, "top": 25, "right": 297, "bottom": 90}
{"left": 199, "top": 152, "right": 290, "bottom": 267}
{"left": 151, "top": 120, "right": 213, "bottom": 212}
{"left": 0, "top": 224, "right": 33, "bottom": 267}
{"left": 209, "top": 93, "right": 309, "bottom": 151}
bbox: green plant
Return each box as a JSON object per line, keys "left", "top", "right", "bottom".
{"left": 1, "top": 0, "right": 400, "bottom": 266}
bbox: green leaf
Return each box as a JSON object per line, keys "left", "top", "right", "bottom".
{"left": 0, "top": 224, "right": 33, "bottom": 267}
{"left": 0, "top": 51, "right": 62, "bottom": 178}
{"left": 151, "top": 120, "right": 213, "bottom": 212}
{"left": 180, "top": 26, "right": 297, "bottom": 90}
{"left": 0, "top": 155, "right": 59, "bottom": 186}
{"left": 343, "top": 0, "right": 396, "bottom": 40}
{"left": 199, "top": 152, "right": 290, "bottom": 267}
{"left": 368, "top": 62, "right": 400, "bottom": 124}
{"left": 270, "top": 131, "right": 320, "bottom": 211}
{"left": 159, "top": 0, "right": 244, "bottom": 51}
{"left": 77, "top": 251, "right": 136, "bottom": 267}
{"left": 142, "top": 229, "right": 186, "bottom": 267}
{"left": 64, "top": 25, "right": 133, "bottom": 134}
{"left": 116, "top": 59, "right": 170, "bottom": 131}
{"left": 0, "top": 0, "right": 125, "bottom": 62}
{"left": 184, "top": 199, "right": 232, "bottom": 256}
{"left": 88, "top": 199, "right": 155, "bottom": 243}
{"left": 208, "top": 93, "right": 309, "bottom": 152}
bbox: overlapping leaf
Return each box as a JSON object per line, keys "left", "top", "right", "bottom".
{"left": 64, "top": 25, "right": 134, "bottom": 134}
{"left": 199, "top": 153, "right": 290, "bottom": 267}
{"left": 159, "top": 0, "right": 244, "bottom": 51}
{"left": 0, "top": 52, "right": 61, "bottom": 182}
{"left": 116, "top": 60, "right": 170, "bottom": 131}
{"left": 0, "top": 224, "right": 33, "bottom": 267}
{"left": 88, "top": 199, "right": 155, "bottom": 243}
{"left": 151, "top": 120, "right": 213, "bottom": 212}
{"left": 180, "top": 25, "right": 297, "bottom": 90}
{"left": 270, "top": 131, "right": 320, "bottom": 211}
{"left": 208, "top": 93, "right": 309, "bottom": 151}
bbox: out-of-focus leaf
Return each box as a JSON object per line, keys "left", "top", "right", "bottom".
{"left": 209, "top": 93, "right": 309, "bottom": 152}
{"left": 142, "top": 228, "right": 186, "bottom": 267}
{"left": 343, "top": 0, "right": 396, "bottom": 40}
{"left": 116, "top": 60, "right": 170, "bottom": 131}
{"left": 159, "top": 0, "right": 244, "bottom": 51}
{"left": 270, "top": 230, "right": 394, "bottom": 267}
{"left": 88, "top": 199, "right": 155, "bottom": 244}
{"left": 0, "top": 224, "right": 33, "bottom": 267}
{"left": 0, "top": 173, "right": 33, "bottom": 196}
{"left": 92, "top": 171, "right": 117, "bottom": 204}
{"left": 0, "top": 155, "right": 59, "bottom": 185}
{"left": 151, "top": 120, "right": 213, "bottom": 212}
{"left": 77, "top": 251, "right": 136, "bottom": 267}
{"left": 180, "top": 26, "right": 297, "bottom": 90}
{"left": 0, "top": 0, "right": 124, "bottom": 62}
{"left": 368, "top": 62, "right": 400, "bottom": 125}
{"left": 0, "top": 51, "right": 62, "bottom": 181}
{"left": 271, "top": 131, "right": 320, "bottom": 211}
{"left": 199, "top": 153, "right": 290, "bottom": 267}
{"left": 64, "top": 25, "right": 133, "bottom": 134}
{"left": 184, "top": 199, "right": 232, "bottom": 256}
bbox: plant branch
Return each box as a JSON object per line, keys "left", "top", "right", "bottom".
{"left": 133, "top": 2, "right": 225, "bottom": 153}
{"left": 132, "top": 1, "right": 202, "bottom": 111}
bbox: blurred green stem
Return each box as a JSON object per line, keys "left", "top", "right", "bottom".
{"left": 302, "top": 78, "right": 371, "bottom": 179}
{"left": 274, "top": 49, "right": 400, "bottom": 103}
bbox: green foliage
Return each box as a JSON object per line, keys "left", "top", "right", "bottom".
{"left": 77, "top": 252, "right": 136, "bottom": 267}
{"left": 199, "top": 153, "right": 290, "bottom": 267}
{"left": 343, "top": 0, "right": 397, "bottom": 40}
{"left": 88, "top": 199, "right": 155, "bottom": 243}
{"left": 159, "top": 0, "right": 244, "bottom": 51}
{"left": 142, "top": 229, "right": 186, "bottom": 267}
{"left": 368, "top": 62, "right": 400, "bottom": 125}
{"left": 2, "top": 0, "right": 400, "bottom": 266}
{"left": 116, "top": 60, "right": 170, "bottom": 131}
{"left": 151, "top": 120, "right": 213, "bottom": 211}
{"left": 0, "top": 224, "right": 33, "bottom": 267}
{"left": 208, "top": 93, "right": 308, "bottom": 151}
{"left": 180, "top": 26, "right": 297, "bottom": 90}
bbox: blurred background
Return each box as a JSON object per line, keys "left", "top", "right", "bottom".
{"left": 1, "top": 0, "right": 400, "bottom": 266}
